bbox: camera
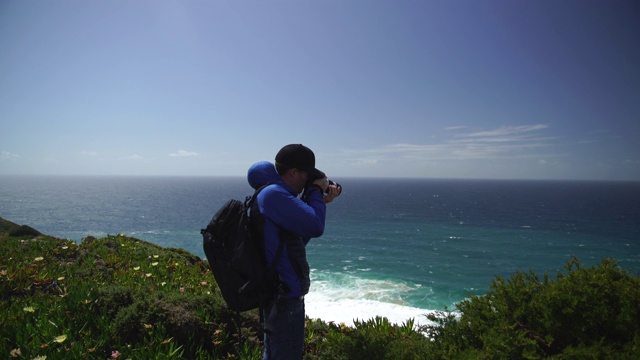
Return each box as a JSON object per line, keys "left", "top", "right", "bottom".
{"left": 309, "top": 169, "right": 342, "bottom": 196}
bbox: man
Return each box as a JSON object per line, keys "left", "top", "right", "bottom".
{"left": 246, "top": 144, "right": 339, "bottom": 359}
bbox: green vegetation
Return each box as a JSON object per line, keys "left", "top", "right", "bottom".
{"left": 1, "top": 217, "right": 639, "bottom": 359}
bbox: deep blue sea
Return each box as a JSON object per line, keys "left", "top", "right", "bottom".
{"left": 1, "top": 176, "right": 639, "bottom": 326}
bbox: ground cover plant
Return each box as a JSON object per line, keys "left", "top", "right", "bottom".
{"left": 1, "top": 217, "right": 639, "bottom": 359}
{"left": 0, "top": 217, "right": 259, "bottom": 359}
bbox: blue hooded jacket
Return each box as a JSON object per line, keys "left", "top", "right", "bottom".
{"left": 247, "top": 161, "right": 326, "bottom": 297}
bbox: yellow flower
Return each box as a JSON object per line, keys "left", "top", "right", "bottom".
{"left": 62, "top": 246, "right": 68, "bottom": 250}
{"left": 144, "top": 323, "right": 153, "bottom": 329}
{"left": 9, "top": 348, "right": 21, "bottom": 357}
{"left": 133, "top": 266, "right": 140, "bottom": 271}
{"left": 23, "top": 306, "right": 35, "bottom": 313}
{"left": 57, "top": 277, "right": 65, "bottom": 281}
{"left": 34, "top": 257, "right": 44, "bottom": 262}
{"left": 161, "top": 282, "right": 167, "bottom": 286}
{"left": 145, "top": 273, "right": 152, "bottom": 278}
{"left": 151, "top": 262, "right": 159, "bottom": 266}
{"left": 153, "top": 255, "right": 159, "bottom": 258}
{"left": 53, "top": 334, "right": 67, "bottom": 343}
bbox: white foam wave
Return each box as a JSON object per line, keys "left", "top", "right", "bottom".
{"left": 306, "top": 270, "right": 438, "bottom": 328}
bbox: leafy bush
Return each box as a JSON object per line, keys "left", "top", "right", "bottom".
{"left": 304, "top": 317, "right": 431, "bottom": 360}
{"left": 426, "top": 257, "right": 640, "bottom": 359}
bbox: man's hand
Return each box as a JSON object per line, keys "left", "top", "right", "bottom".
{"left": 312, "top": 177, "right": 329, "bottom": 192}
{"left": 323, "top": 185, "right": 339, "bottom": 204}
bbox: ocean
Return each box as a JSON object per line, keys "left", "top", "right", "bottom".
{"left": 1, "top": 176, "right": 639, "bottom": 327}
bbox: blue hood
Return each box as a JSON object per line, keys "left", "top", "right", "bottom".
{"left": 247, "top": 161, "right": 282, "bottom": 189}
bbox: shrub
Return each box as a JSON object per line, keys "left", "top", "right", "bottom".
{"left": 428, "top": 257, "right": 640, "bottom": 359}
{"left": 304, "top": 317, "right": 432, "bottom": 360}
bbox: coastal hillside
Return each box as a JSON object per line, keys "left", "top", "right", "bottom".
{"left": 0, "top": 217, "right": 264, "bottom": 359}
{"left": 1, "top": 217, "right": 639, "bottom": 359}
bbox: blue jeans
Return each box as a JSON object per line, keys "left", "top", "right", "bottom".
{"left": 263, "top": 296, "right": 305, "bottom": 360}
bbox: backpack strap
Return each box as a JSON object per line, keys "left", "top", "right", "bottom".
{"left": 244, "top": 183, "right": 285, "bottom": 281}
{"left": 248, "top": 184, "right": 286, "bottom": 276}
{"left": 244, "top": 183, "right": 270, "bottom": 209}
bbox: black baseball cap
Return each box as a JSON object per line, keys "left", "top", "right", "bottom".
{"left": 275, "top": 144, "right": 319, "bottom": 174}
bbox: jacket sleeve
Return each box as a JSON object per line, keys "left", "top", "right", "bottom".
{"left": 260, "top": 186, "right": 326, "bottom": 238}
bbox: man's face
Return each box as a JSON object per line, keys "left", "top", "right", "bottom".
{"left": 291, "top": 169, "right": 309, "bottom": 193}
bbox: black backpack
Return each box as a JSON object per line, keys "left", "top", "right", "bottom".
{"left": 201, "top": 185, "right": 284, "bottom": 312}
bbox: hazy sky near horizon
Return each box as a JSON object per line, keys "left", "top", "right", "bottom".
{"left": 1, "top": 0, "right": 639, "bottom": 181}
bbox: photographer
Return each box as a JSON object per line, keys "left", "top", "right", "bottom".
{"left": 247, "top": 144, "right": 340, "bottom": 360}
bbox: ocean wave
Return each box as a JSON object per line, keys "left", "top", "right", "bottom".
{"left": 306, "top": 270, "right": 442, "bottom": 328}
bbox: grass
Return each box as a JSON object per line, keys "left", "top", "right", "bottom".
{"left": 1, "top": 217, "right": 261, "bottom": 359}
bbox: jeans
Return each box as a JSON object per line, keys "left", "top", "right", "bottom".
{"left": 263, "top": 296, "right": 305, "bottom": 360}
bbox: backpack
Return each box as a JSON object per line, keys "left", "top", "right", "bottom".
{"left": 201, "top": 185, "right": 284, "bottom": 312}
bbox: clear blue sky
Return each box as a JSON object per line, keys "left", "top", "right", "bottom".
{"left": 1, "top": 0, "right": 639, "bottom": 181}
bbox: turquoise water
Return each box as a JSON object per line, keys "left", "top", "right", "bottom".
{"left": 2, "top": 176, "right": 639, "bottom": 326}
